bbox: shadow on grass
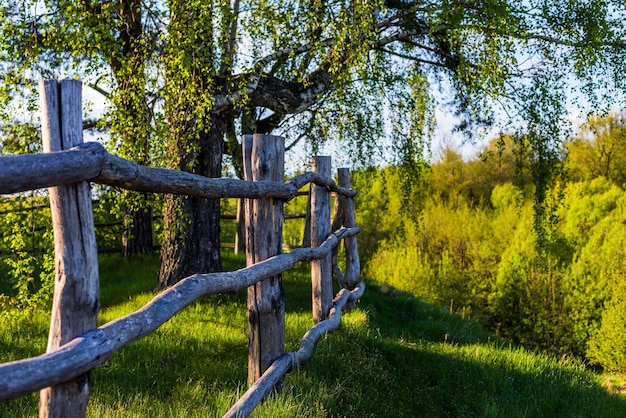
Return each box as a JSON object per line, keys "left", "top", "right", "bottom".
{"left": 98, "top": 252, "right": 161, "bottom": 308}
{"left": 296, "top": 330, "right": 626, "bottom": 418}
{"left": 281, "top": 281, "right": 626, "bottom": 418}
{"left": 97, "top": 250, "right": 248, "bottom": 308}
{"left": 93, "top": 274, "right": 626, "bottom": 417}
{"left": 90, "top": 327, "right": 249, "bottom": 405}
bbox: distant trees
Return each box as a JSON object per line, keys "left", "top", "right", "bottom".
{"left": 564, "top": 112, "right": 626, "bottom": 186}
{"left": 357, "top": 118, "right": 626, "bottom": 373}
{"left": 430, "top": 135, "right": 532, "bottom": 207}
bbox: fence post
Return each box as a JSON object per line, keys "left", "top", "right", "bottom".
{"left": 311, "top": 156, "right": 332, "bottom": 322}
{"left": 38, "top": 80, "right": 99, "bottom": 417}
{"left": 244, "top": 134, "right": 286, "bottom": 387}
{"left": 338, "top": 168, "right": 360, "bottom": 289}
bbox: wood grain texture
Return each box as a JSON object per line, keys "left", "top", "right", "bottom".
{"left": 338, "top": 168, "right": 360, "bottom": 289}
{"left": 97, "top": 152, "right": 296, "bottom": 199}
{"left": 0, "top": 142, "right": 106, "bottom": 195}
{"left": 39, "top": 79, "right": 99, "bottom": 418}
{"left": 311, "top": 156, "right": 332, "bottom": 323}
{"left": 245, "top": 134, "right": 286, "bottom": 387}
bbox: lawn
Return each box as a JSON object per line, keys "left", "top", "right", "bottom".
{"left": 1, "top": 251, "right": 625, "bottom": 417}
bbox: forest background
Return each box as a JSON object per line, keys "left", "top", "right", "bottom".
{"left": 359, "top": 111, "right": 626, "bottom": 374}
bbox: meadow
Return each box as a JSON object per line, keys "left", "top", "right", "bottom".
{"left": 1, "top": 251, "right": 625, "bottom": 417}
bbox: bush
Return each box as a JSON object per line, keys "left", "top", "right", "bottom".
{"left": 0, "top": 195, "right": 54, "bottom": 321}
{"left": 588, "top": 280, "right": 626, "bottom": 372}
{"left": 358, "top": 164, "right": 626, "bottom": 371}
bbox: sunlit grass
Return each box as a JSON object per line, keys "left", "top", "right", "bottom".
{"left": 1, "top": 251, "right": 625, "bottom": 417}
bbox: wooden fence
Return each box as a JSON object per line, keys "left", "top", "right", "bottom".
{"left": 0, "top": 80, "right": 363, "bottom": 418}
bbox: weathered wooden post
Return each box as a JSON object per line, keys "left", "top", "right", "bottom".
{"left": 39, "top": 80, "right": 99, "bottom": 417}
{"left": 338, "top": 168, "right": 360, "bottom": 289}
{"left": 311, "top": 156, "right": 332, "bottom": 322}
{"left": 244, "top": 134, "right": 286, "bottom": 387}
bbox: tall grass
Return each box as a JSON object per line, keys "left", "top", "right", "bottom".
{"left": 1, "top": 251, "right": 625, "bottom": 417}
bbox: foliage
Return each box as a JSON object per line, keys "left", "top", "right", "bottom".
{"left": 587, "top": 279, "right": 626, "bottom": 373}
{"left": 357, "top": 121, "right": 626, "bottom": 373}
{"left": 0, "top": 195, "right": 54, "bottom": 321}
{"left": 560, "top": 179, "right": 626, "bottom": 363}
{"left": 92, "top": 188, "right": 125, "bottom": 251}
{"left": 367, "top": 189, "right": 526, "bottom": 324}
{"left": 564, "top": 111, "right": 626, "bottom": 186}
{"left": 430, "top": 134, "right": 533, "bottom": 208}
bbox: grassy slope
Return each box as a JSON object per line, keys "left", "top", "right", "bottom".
{"left": 1, "top": 252, "right": 625, "bottom": 417}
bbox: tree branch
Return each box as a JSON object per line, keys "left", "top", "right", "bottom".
{"left": 377, "top": 47, "right": 449, "bottom": 69}
{"left": 86, "top": 80, "right": 111, "bottom": 98}
{"left": 247, "top": 69, "right": 332, "bottom": 115}
{"left": 255, "top": 112, "right": 285, "bottom": 134}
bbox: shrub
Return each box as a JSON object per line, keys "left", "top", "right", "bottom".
{"left": 0, "top": 195, "right": 54, "bottom": 321}
{"left": 587, "top": 280, "right": 626, "bottom": 372}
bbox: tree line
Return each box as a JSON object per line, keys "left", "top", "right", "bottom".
{"left": 356, "top": 111, "right": 626, "bottom": 373}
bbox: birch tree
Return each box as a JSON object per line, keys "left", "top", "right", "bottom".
{"left": 1, "top": 1, "right": 625, "bottom": 288}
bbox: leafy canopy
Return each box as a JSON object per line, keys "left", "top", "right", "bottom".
{"left": 0, "top": 1, "right": 624, "bottom": 164}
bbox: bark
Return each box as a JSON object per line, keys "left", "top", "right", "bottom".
{"left": 156, "top": 113, "right": 226, "bottom": 290}
{"left": 39, "top": 79, "right": 99, "bottom": 418}
{"left": 122, "top": 203, "right": 154, "bottom": 257}
{"left": 310, "top": 156, "right": 333, "bottom": 322}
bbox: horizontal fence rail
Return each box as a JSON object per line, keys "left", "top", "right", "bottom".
{"left": 0, "top": 141, "right": 355, "bottom": 201}
{"left": 0, "top": 79, "right": 363, "bottom": 418}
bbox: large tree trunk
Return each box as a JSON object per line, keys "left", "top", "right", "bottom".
{"left": 155, "top": 113, "right": 226, "bottom": 290}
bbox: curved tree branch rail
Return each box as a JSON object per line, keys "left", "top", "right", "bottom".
{"left": 0, "top": 141, "right": 355, "bottom": 200}
{"left": 0, "top": 80, "right": 362, "bottom": 418}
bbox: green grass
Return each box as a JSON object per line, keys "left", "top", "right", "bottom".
{"left": 1, "top": 251, "right": 625, "bottom": 417}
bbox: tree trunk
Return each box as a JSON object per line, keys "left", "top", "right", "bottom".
{"left": 155, "top": 114, "right": 226, "bottom": 290}
{"left": 122, "top": 202, "right": 154, "bottom": 257}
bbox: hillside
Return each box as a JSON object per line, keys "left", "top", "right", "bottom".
{"left": 0, "top": 252, "right": 625, "bottom": 417}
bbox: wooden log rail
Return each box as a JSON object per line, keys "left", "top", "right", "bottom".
{"left": 0, "top": 141, "right": 355, "bottom": 200}
{"left": 0, "top": 80, "right": 363, "bottom": 418}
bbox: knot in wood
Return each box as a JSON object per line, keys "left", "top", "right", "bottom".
{"left": 260, "top": 162, "right": 270, "bottom": 176}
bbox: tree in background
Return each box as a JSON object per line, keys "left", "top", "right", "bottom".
{"left": 565, "top": 111, "right": 626, "bottom": 186}
{"left": 430, "top": 134, "right": 533, "bottom": 207}
{"left": 0, "top": 0, "right": 160, "bottom": 255}
{"left": 430, "top": 147, "right": 469, "bottom": 207}
{"left": 2, "top": 1, "right": 626, "bottom": 289}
